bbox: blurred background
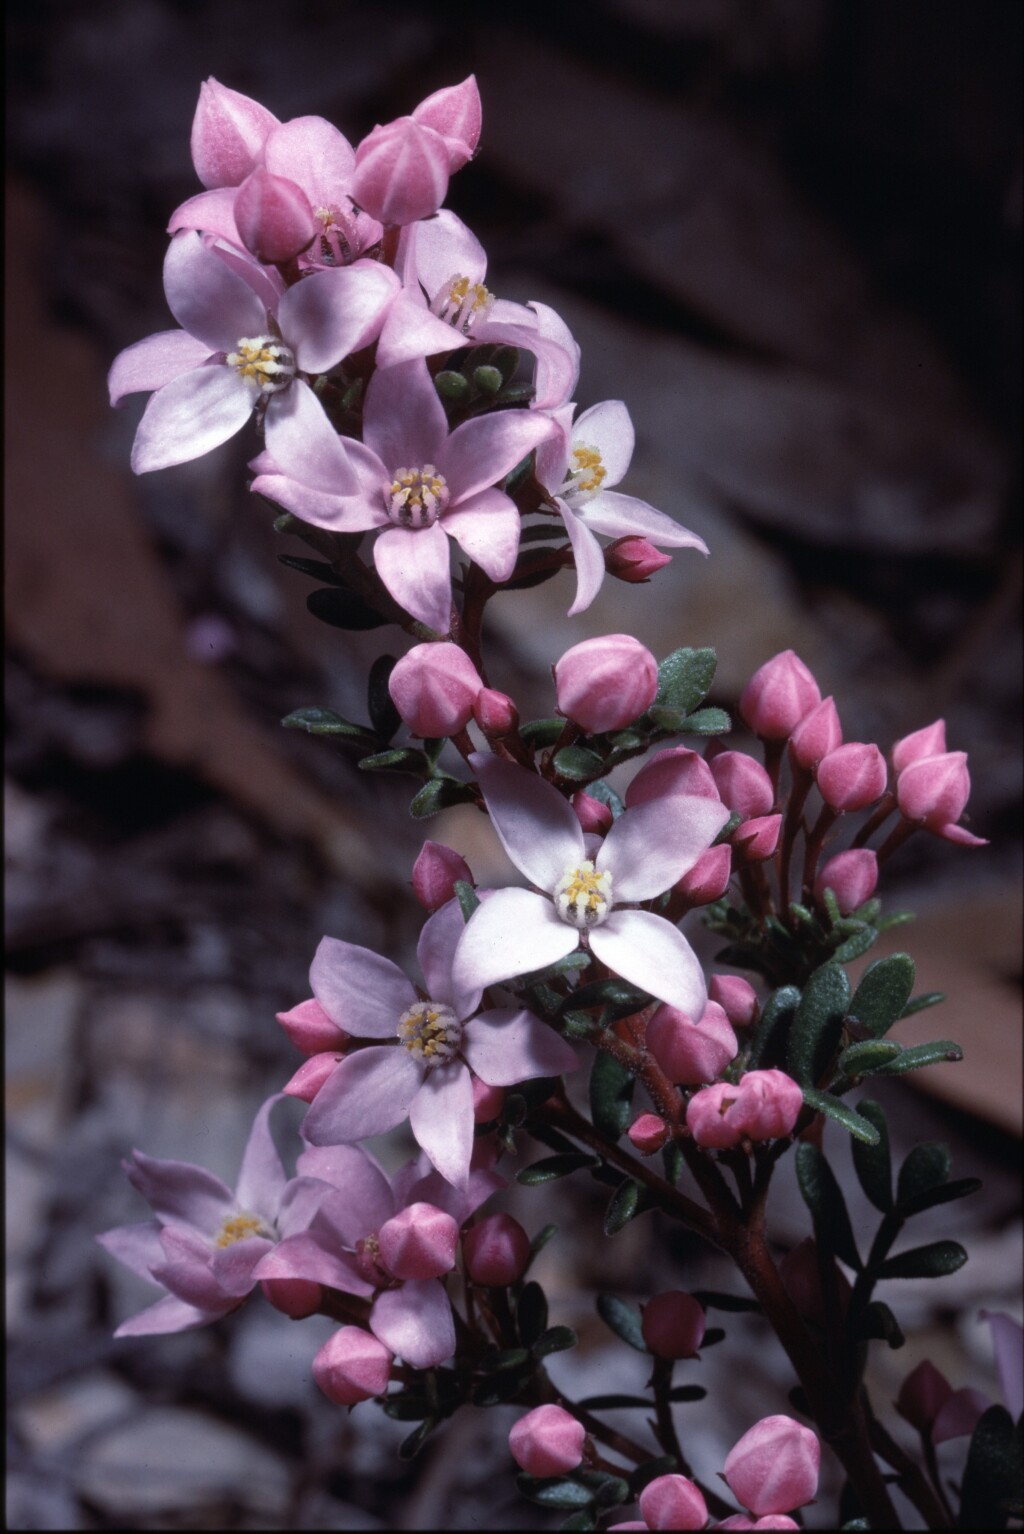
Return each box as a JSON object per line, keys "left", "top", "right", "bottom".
{"left": 6, "top": 0, "right": 1021, "bottom": 1527}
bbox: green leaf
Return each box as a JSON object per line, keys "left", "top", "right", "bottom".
{"left": 857, "top": 1300, "right": 906, "bottom": 1348}
{"left": 700, "top": 1327, "right": 726, "bottom": 1347}
{"left": 899, "top": 991, "right": 945, "bottom": 1018}
{"left": 560, "top": 978, "right": 651, "bottom": 1021}
{"left": 399, "top": 1417, "right": 440, "bottom": 1458}
{"left": 560, "top": 1513, "right": 597, "bottom": 1531}
{"left": 502, "top": 450, "right": 536, "bottom": 496}
{"left": 596, "top": 1293, "right": 647, "bottom": 1352}
{"left": 577, "top": 1471, "right": 630, "bottom": 1509}
{"left": 656, "top": 647, "right": 717, "bottom": 713}
{"left": 647, "top": 705, "right": 685, "bottom": 732}
{"left": 578, "top": 1393, "right": 654, "bottom": 1410}
{"left": 367, "top": 654, "right": 400, "bottom": 741}
{"left": 306, "top": 586, "right": 389, "bottom": 630}
{"left": 878, "top": 1240, "right": 968, "bottom": 1279}
{"left": 746, "top": 984, "right": 801, "bottom": 1069}
{"left": 795, "top": 1143, "right": 862, "bottom": 1269}
{"left": 897, "top": 1176, "right": 982, "bottom": 1217}
{"left": 533, "top": 1325, "right": 578, "bottom": 1358}
{"left": 561, "top": 1010, "right": 600, "bottom": 1040}
{"left": 382, "top": 1392, "right": 435, "bottom": 1420}
{"left": 680, "top": 707, "right": 731, "bottom": 735}
{"left": 836, "top": 1039, "right": 903, "bottom": 1077}
{"left": 604, "top": 1179, "right": 647, "bottom": 1236}
{"left": 454, "top": 880, "right": 480, "bottom": 923}
{"left": 528, "top": 1223, "right": 558, "bottom": 1260}
{"left": 281, "top": 706, "right": 374, "bottom": 742}
{"left": 494, "top": 1347, "right": 531, "bottom": 1372}
{"left": 585, "top": 778, "right": 624, "bottom": 817}
{"left": 851, "top": 1100, "right": 893, "bottom": 1213}
{"left": 589, "top": 1050, "right": 636, "bottom": 1140}
{"left": 786, "top": 963, "right": 850, "bottom": 1086}
{"left": 712, "top": 810, "right": 744, "bottom": 845}
{"left": 408, "top": 777, "right": 477, "bottom": 818}
{"left": 850, "top": 954, "right": 916, "bottom": 1038}
{"left": 359, "top": 747, "right": 427, "bottom": 773}
{"left": 958, "top": 1404, "right": 1016, "bottom": 1530}
{"left": 520, "top": 717, "right": 566, "bottom": 746}
{"left": 872, "top": 1040, "right": 963, "bottom": 1075}
{"left": 831, "top": 926, "right": 880, "bottom": 963}
{"left": 517, "top": 1152, "right": 597, "bottom": 1185}
{"left": 516, "top": 1475, "right": 593, "bottom": 1510}
{"left": 667, "top": 1385, "right": 709, "bottom": 1402}
{"left": 277, "top": 553, "right": 345, "bottom": 583}
{"left": 516, "top": 1281, "right": 549, "bottom": 1346}
{"left": 662, "top": 1141, "right": 684, "bottom": 1186}
{"left": 553, "top": 745, "right": 606, "bottom": 781}
{"left": 691, "top": 1290, "right": 761, "bottom": 1314}
{"left": 896, "top": 1142, "right": 951, "bottom": 1210}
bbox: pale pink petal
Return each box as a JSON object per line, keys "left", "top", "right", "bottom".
{"left": 210, "top": 1236, "right": 275, "bottom": 1297}
{"left": 163, "top": 232, "right": 267, "bottom": 353}
{"left": 416, "top": 897, "right": 465, "bottom": 1006}
{"left": 264, "top": 379, "right": 359, "bottom": 496}
{"left": 406, "top": 208, "right": 487, "bottom": 294}
{"left": 983, "top": 1310, "right": 1024, "bottom": 1420}
{"left": 471, "top": 753, "right": 584, "bottom": 888}
{"left": 452, "top": 888, "right": 579, "bottom": 1001}
{"left": 167, "top": 187, "right": 243, "bottom": 246}
{"left": 439, "top": 409, "right": 555, "bottom": 506}
{"left": 281, "top": 262, "right": 399, "bottom": 374}
{"left": 96, "top": 1221, "right": 165, "bottom": 1281}
{"left": 363, "top": 356, "right": 448, "bottom": 472}
{"left": 310, "top": 936, "right": 417, "bottom": 1037}
{"left": 599, "top": 797, "right": 731, "bottom": 901}
{"left": 461, "top": 1007, "right": 578, "bottom": 1085}
{"left": 534, "top": 404, "right": 574, "bottom": 491}
{"left": 579, "top": 490, "right": 710, "bottom": 554}
{"left": 263, "top": 115, "right": 356, "bottom": 203}
{"left": 590, "top": 910, "right": 708, "bottom": 1014}
{"left": 370, "top": 1278, "right": 456, "bottom": 1367}
{"left": 572, "top": 400, "right": 634, "bottom": 486}
{"left": 374, "top": 522, "right": 453, "bottom": 633}
{"left": 443, "top": 489, "right": 521, "bottom": 581}
{"left": 234, "top": 1095, "right": 287, "bottom": 1218}
{"left": 123, "top": 1151, "right": 233, "bottom": 1235}
{"left": 131, "top": 366, "right": 254, "bottom": 474}
{"left": 254, "top": 1232, "right": 373, "bottom": 1296}
{"left": 109, "top": 330, "right": 212, "bottom": 406}
{"left": 403, "top": 1163, "right": 505, "bottom": 1224}
{"left": 527, "top": 301, "right": 581, "bottom": 410}
{"left": 205, "top": 237, "right": 285, "bottom": 314}
{"left": 375, "top": 290, "right": 459, "bottom": 368}
{"left": 936, "top": 822, "right": 988, "bottom": 847}
{"left": 276, "top": 1174, "right": 335, "bottom": 1238}
{"left": 298, "top": 1145, "right": 396, "bottom": 1238}
{"left": 408, "top": 1062, "right": 475, "bottom": 1188}
{"left": 559, "top": 500, "right": 607, "bottom": 616}
{"left": 115, "top": 1294, "right": 222, "bottom": 1337}
{"left": 149, "top": 1227, "right": 225, "bottom": 1309}
{"left": 302, "top": 1046, "right": 423, "bottom": 1145}
{"left": 250, "top": 473, "right": 386, "bottom": 533}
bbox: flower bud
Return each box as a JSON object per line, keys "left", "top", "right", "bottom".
{"left": 275, "top": 997, "right": 348, "bottom": 1055}
{"left": 473, "top": 687, "right": 519, "bottom": 738}
{"left": 283, "top": 1053, "right": 344, "bottom": 1103}
{"left": 709, "top": 752, "right": 775, "bottom": 819}
{"left": 714, "top": 1517, "right": 800, "bottom": 1530}
{"left": 686, "top": 1082, "right": 747, "bottom": 1149}
{"left": 813, "top": 848, "right": 878, "bottom": 915}
{"left": 739, "top": 651, "right": 821, "bottom": 740}
{"left": 892, "top": 719, "right": 947, "bottom": 773}
{"left": 789, "top": 696, "right": 842, "bottom": 771}
{"left": 732, "top": 813, "right": 782, "bottom": 864}
{"left": 411, "top": 75, "right": 482, "bottom": 172}
{"left": 605, "top": 536, "right": 672, "bottom": 582}
{"left": 709, "top": 975, "right": 759, "bottom": 1030}
{"left": 572, "top": 790, "right": 614, "bottom": 835}
{"left": 554, "top": 634, "right": 658, "bottom": 734}
{"left": 723, "top": 1415, "right": 820, "bottom": 1516}
{"left": 648, "top": 1001, "right": 738, "bottom": 1085}
{"left": 352, "top": 116, "right": 451, "bottom": 225}
{"left": 817, "top": 743, "right": 887, "bottom": 812}
{"left": 471, "top": 1076, "right": 505, "bottom": 1123}
{"left": 313, "top": 1326, "right": 393, "bottom": 1406}
{"left": 412, "top": 841, "right": 473, "bottom": 912}
{"left": 734, "top": 1070, "right": 803, "bottom": 1141}
{"left": 639, "top": 1473, "right": 708, "bottom": 1530}
{"left": 190, "top": 77, "right": 278, "bottom": 189}
{"left": 895, "top": 1360, "right": 954, "bottom": 1434}
{"left": 627, "top": 746, "right": 721, "bottom": 804}
{"left": 509, "top": 1404, "right": 586, "bottom": 1477}
{"left": 234, "top": 167, "right": 317, "bottom": 263}
{"left": 628, "top": 1112, "right": 670, "bottom": 1154}
{"left": 260, "top": 1277, "right": 322, "bottom": 1318}
{"left": 377, "top": 1202, "right": 459, "bottom": 1281}
{"left": 896, "top": 751, "right": 987, "bottom": 844}
{"left": 641, "top": 1292, "right": 707, "bottom": 1359}
{"left": 674, "top": 843, "right": 732, "bottom": 905}
{"left": 462, "top": 1213, "right": 531, "bottom": 1286}
{"left": 388, "top": 643, "right": 483, "bottom": 737}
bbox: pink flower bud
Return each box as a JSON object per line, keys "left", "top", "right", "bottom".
{"left": 686, "top": 1082, "right": 747, "bottom": 1149}
{"left": 648, "top": 1001, "right": 738, "bottom": 1085}
{"left": 813, "top": 848, "right": 878, "bottom": 914}
{"left": 411, "top": 75, "right": 482, "bottom": 172}
{"left": 313, "top": 1326, "right": 393, "bottom": 1405}
{"left": 739, "top": 651, "right": 821, "bottom": 740}
{"left": 674, "top": 843, "right": 732, "bottom": 905}
{"left": 473, "top": 687, "right": 519, "bottom": 738}
{"left": 732, "top": 813, "right": 782, "bottom": 863}
{"left": 572, "top": 790, "right": 614, "bottom": 834}
{"left": 554, "top": 634, "right": 658, "bottom": 734}
{"left": 471, "top": 1076, "right": 505, "bottom": 1123}
{"left": 627, "top": 746, "right": 721, "bottom": 804}
{"left": 412, "top": 841, "right": 473, "bottom": 912}
{"left": 641, "top": 1292, "right": 707, "bottom": 1360}
{"left": 605, "top": 536, "right": 673, "bottom": 582}
{"left": 734, "top": 1070, "right": 803, "bottom": 1140}
{"left": 892, "top": 719, "right": 947, "bottom": 774}
{"left": 352, "top": 116, "right": 451, "bottom": 225}
{"left": 508, "top": 1404, "right": 586, "bottom": 1477}
{"left": 283, "top": 1053, "right": 344, "bottom": 1103}
{"left": 896, "top": 751, "right": 987, "bottom": 844}
{"left": 817, "top": 743, "right": 887, "bottom": 812}
{"left": 709, "top": 752, "right": 775, "bottom": 819}
{"left": 714, "top": 1517, "right": 800, "bottom": 1530}
{"left": 260, "top": 1277, "right": 322, "bottom": 1318}
{"left": 388, "top": 643, "right": 483, "bottom": 737}
{"left": 628, "top": 1112, "right": 670, "bottom": 1154}
{"left": 932, "top": 1388, "right": 991, "bottom": 1444}
{"left": 723, "top": 1415, "right": 820, "bottom": 1516}
{"left": 896, "top": 1359, "right": 954, "bottom": 1434}
{"left": 234, "top": 167, "right": 317, "bottom": 263}
{"left": 462, "top": 1213, "right": 531, "bottom": 1285}
{"left": 709, "top": 975, "right": 760, "bottom": 1030}
{"left": 190, "top": 78, "right": 278, "bottom": 190}
{"left": 638, "top": 1474, "right": 708, "bottom": 1530}
{"left": 377, "top": 1201, "right": 459, "bottom": 1281}
{"left": 789, "top": 696, "right": 842, "bottom": 771}
{"left": 275, "top": 997, "right": 348, "bottom": 1055}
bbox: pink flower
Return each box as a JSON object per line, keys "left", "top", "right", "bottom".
{"left": 816, "top": 743, "right": 887, "bottom": 812}
{"left": 895, "top": 750, "right": 987, "bottom": 845}
{"left": 509, "top": 1405, "right": 586, "bottom": 1477}
{"left": 813, "top": 848, "right": 878, "bottom": 914}
{"left": 708, "top": 752, "right": 775, "bottom": 819}
{"left": 313, "top": 1326, "right": 393, "bottom": 1405}
{"left": 299, "top": 898, "right": 577, "bottom": 1187}
{"left": 250, "top": 355, "right": 554, "bottom": 633}
{"left": 732, "top": 813, "right": 782, "bottom": 864}
{"left": 648, "top": 1000, "right": 738, "bottom": 1085}
{"left": 388, "top": 642, "right": 484, "bottom": 737}
{"left": 109, "top": 231, "right": 397, "bottom": 475}
{"left": 789, "top": 696, "right": 842, "bottom": 771}
{"left": 723, "top": 1416, "right": 820, "bottom": 1517}
{"left": 554, "top": 634, "right": 659, "bottom": 733}
{"left": 687, "top": 1070, "right": 803, "bottom": 1148}
{"left": 892, "top": 719, "right": 947, "bottom": 773}
{"left": 641, "top": 1292, "right": 707, "bottom": 1359}
{"left": 189, "top": 78, "right": 279, "bottom": 191}
{"left": 411, "top": 76, "right": 482, "bottom": 172}
{"left": 452, "top": 755, "right": 730, "bottom": 1014}
{"left": 739, "top": 652, "right": 821, "bottom": 740}
{"left": 609, "top": 1474, "right": 709, "bottom": 1531}
{"left": 534, "top": 399, "right": 709, "bottom": 615}
{"left": 462, "top": 1213, "right": 531, "bottom": 1286}
{"left": 626, "top": 747, "right": 721, "bottom": 805}
{"left": 605, "top": 536, "right": 673, "bottom": 582}
{"left": 628, "top": 1113, "right": 670, "bottom": 1154}
{"left": 353, "top": 115, "right": 452, "bottom": 226}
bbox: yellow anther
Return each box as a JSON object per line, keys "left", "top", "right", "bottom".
{"left": 554, "top": 861, "right": 613, "bottom": 930}
{"left": 226, "top": 335, "right": 296, "bottom": 395}
{"left": 570, "top": 443, "right": 607, "bottom": 494}
{"left": 214, "top": 1212, "right": 271, "bottom": 1248}
{"left": 387, "top": 465, "right": 450, "bottom": 528}
{"left": 398, "top": 1000, "right": 461, "bottom": 1065}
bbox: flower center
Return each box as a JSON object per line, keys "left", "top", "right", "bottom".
{"left": 226, "top": 335, "right": 296, "bottom": 394}
{"left": 355, "top": 1232, "right": 391, "bottom": 1286}
{"left": 387, "top": 465, "right": 450, "bottom": 528}
{"left": 563, "top": 441, "right": 607, "bottom": 499}
{"left": 553, "top": 861, "right": 613, "bottom": 930}
{"left": 214, "top": 1211, "right": 273, "bottom": 1248}
{"left": 397, "top": 1000, "right": 462, "bottom": 1064}
{"left": 430, "top": 273, "right": 495, "bottom": 334}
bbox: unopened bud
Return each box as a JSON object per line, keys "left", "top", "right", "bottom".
{"left": 739, "top": 651, "right": 821, "bottom": 740}
{"left": 605, "top": 535, "right": 672, "bottom": 582}
{"left": 709, "top": 974, "right": 760, "bottom": 1030}
{"left": 412, "top": 841, "right": 473, "bottom": 911}
{"left": 674, "top": 843, "right": 732, "bottom": 905}
{"left": 378, "top": 1202, "right": 459, "bottom": 1281}
{"left": 638, "top": 1475, "right": 708, "bottom": 1531}
{"left": 896, "top": 751, "right": 987, "bottom": 844}
{"left": 463, "top": 1213, "right": 531, "bottom": 1285}
{"left": 572, "top": 790, "right": 613, "bottom": 835}
{"left": 312, "top": 1326, "right": 393, "bottom": 1405}
{"left": 411, "top": 75, "right": 482, "bottom": 172}
{"left": 817, "top": 743, "right": 887, "bottom": 812}
{"left": 234, "top": 167, "right": 316, "bottom": 263}
{"left": 789, "top": 696, "right": 842, "bottom": 772}
{"left": 554, "top": 634, "right": 658, "bottom": 734}
{"left": 471, "top": 1076, "right": 505, "bottom": 1123}
{"left": 435, "top": 369, "right": 470, "bottom": 401}
{"left": 892, "top": 719, "right": 947, "bottom": 773}
{"left": 473, "top": 687, "right": 519, "bottom": 737}
{"left": 389, "top": 643, "right": 483, "bottom": 737}
{"left": 723, "top": 1415, "right": 820, "bottom": 1517}
{"left": 260, "top": 1277, "right": 322, "bottom": 1318}
{"left": 628, "top": 1112, "right": 670, "bottom": 1154}
{"left": 709, "top": 751, "right": 775, "bottom": 819}
{"left": 190, "top": 77, "right": 278, "bottom": 190}
{"left": 473, "top": 364, "right": 502, "bottom": 395}
{"left": 283, "top": 1053, "right": 343, "bottom": 1103}
{"left": 641, "top": 1291, "right": 707, "bottom": 1359}
{"left": 352, "top": 116, "right": 450, "bottom": 225}
{"left": 732, "top": 813, "right": 782, "bottom": 864}
{"left": 275, "top": 997, "right": 348, "bottom": 1055}
{"left": 813, "top": 848, "right": 878, "bottom": 914}
{"left": 896, "top": 1359, "right": 954, "bottom": 1434}
{"left": 508, "top": 1404, "right": 586, "bottom": 1477}
{"left": 647, "top": 1001, "right": 738, "bottom": 1085}
{"left": 627, "top": 746, "right": 721, "bottom": 804}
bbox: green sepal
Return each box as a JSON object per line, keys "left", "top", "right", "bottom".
{"left": 786, "top": 963, "right": 850, "bottom": 1086}
{"left": 517, "top": 1152, "right": 597, "bottom": 1185}
{"left": 515, "top": 1476, "right": 592, "bottom": 1510}
{"left": 896, "top": 1141, "right": 951, "bottom": 1210}
{"left": 680, "top": 707, "right": 731, "bottom": 735}
{"left": 516, "top": 1281, "right": 549, "bottom": 1346}
{"left": 604, "top": 1178, "right": 649, "bottom": 1236}
{"left": 585, "top": 778, "right": 625, "bottom": 817}
{"left": 553, "top": 745, "right": 606, "bottom": 781}
{"left": 306, "top": 585, "right": 389, "bottom": 630}
{"left": 878, "top": 1240, "right": 968, "bottom": 1279}
{"left": 871, "top": 1040, "right": 963, "bottom": 1075}
{"left": 746, "top": 985, "right": 801, "bottom": 1070}
{"left": 655, "top": 647, "right": 717, "bottom": 713}
{"left": 589, "top": 1050, "right": 636, "bottom": 1140}
{"left": 277, "top": 553, "right": 345, "bottom": 584}
{"left": 596, "top": 1293, "right": 647, "bottom": 1352}
{"left": 455, "top": 880, "right": 480, "bottom": 922}
{"left": 836, "top": 1039, "right": 903, "bottom": 1077}
{"left": 520, "top": 717, "right": 566, "bottom": 746}
{"left": 850, "top": 954, "right": 916, "bottom": 1037}
{"left": 851, "top": 1100, "right": 893, "bottom": 1212}
{"left": 367, "top": 654, "right": 400, "bottom": 741}
{"left": 358, "top": 747, "right": 427, "bottom": 773}
{"left": 713, "top": 810, "right": 744, "bottom": 845}
{"left": 409, "top": 777, "right": 477, "bottom": 818}
{"left": 533, "top": 1325, "right": 578, "bottom": 1358}
{"left": 795, "top": 1142, "right": 862, "bottom": 1269}
{"left": 857, "top": 1300, "right": 906, "bottom": 1348}
{"left": 281, "top": 706, "right": 374, "bottom": 743}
